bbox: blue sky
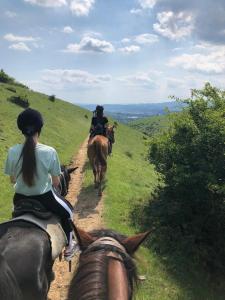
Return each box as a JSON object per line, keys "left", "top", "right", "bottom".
{"left": 1, "top": 0, "right": 225, "bottom": 104}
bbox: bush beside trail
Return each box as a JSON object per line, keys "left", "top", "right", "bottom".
{"left": 132, "top": 83, "right": 225, "bottom": 295}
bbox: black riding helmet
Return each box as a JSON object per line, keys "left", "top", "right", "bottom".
{"left": 17, "top": 108, "right": 44, "bottom": 136}
{"left": 96, "top": 105, "right": 104, "bottom": 112}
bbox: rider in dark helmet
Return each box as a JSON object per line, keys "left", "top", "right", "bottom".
{"left": 4, "top": 108, "right": 79, "bottom": 261}
{"left": 89, "top": 105, "right": 108, "bottom": 138}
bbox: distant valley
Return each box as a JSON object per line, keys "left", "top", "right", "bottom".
{"left": 80, "top": 102, "right": 184, "bottom": 123}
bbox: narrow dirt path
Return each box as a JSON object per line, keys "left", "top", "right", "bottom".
{"left": 48, "top": 138, "right": 104, "bottom": 300}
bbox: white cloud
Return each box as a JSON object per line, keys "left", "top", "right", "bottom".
{"left": 130, "top": 0, "right": 158, "bottom": 15}
{"left": 70, "top": 0, "right": 95, "bottom": 16}
{"left": 119, "top": 72, "right": 157, "bottom": 88}
{"left": 24, "top": 0, "right": 67, "bottom": 7}
{"left": 120, "top": 33, "right": 158, "bottom": 49}
{"left": 168, "top": 45, "right": 225, "bottom": 74}
{"left": 83, "top": 31, "right": 102, "bottom": 38}
{"left": 5, "top": 11, "right": 17, "bottom": 18}
{"left": 121, "top": 38, "right": 131, "bottom": 44}
{"left": 42, "top": 69, "right": 111, "bottom": 87}
{"left": 119, "top": 45, "right": 141, "bottom": 54}
{"left": 64, "top": 36, "right": 114, "bottom": 53}
{"left": 138, "top": 0, "right": 158, "bottom": 9}
{"left": 134, "top": 33, "right": 159, "bottom": 44}
{"left": 62, "top": 26, "right": 74, "bottom": 33}
{"left": 9, "top": 42, "right": 31, "bottom": 52}
{"left": 130, "top": 8, "right": 143, "bottom": 15}
{"left": 4, "top": 33, "right": 39, "bottom": 42}
{"left": 153, "top": 11, "right": 194, "bottom": 40}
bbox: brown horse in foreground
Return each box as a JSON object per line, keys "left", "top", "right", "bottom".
{"left": 87, "top": 126, "right": 115, "bottom": 196}
{"left": 67, "top": 228, "right": 150, "bottom": 300}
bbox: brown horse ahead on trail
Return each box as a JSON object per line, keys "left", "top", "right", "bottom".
{"left": 87, "top": 125, "right": 115, "bottom": 196}
{"left": 67, "top": 228, "right": 150, "bottom": 300}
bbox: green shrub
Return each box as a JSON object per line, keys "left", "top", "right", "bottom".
{"left": 146, "top": 83, "right": 225, "bottom": 275}
{"left": 8, "top": 93, "right": 29, "bottom": 108}
{"left": 6, "top": 87, "right": 16, "bottom": 93}
{"left": 48, "top": 94, "right": 55, "bottom": 102}
{"left": 0, "top": 70, "right": 28, "bottom": 89}
{"left": 0, "top": 69, "right": 14, "bottom": 84}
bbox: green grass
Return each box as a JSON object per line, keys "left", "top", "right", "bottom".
{"left": 0, "top": 82, "right": 91, "bottom": 222}
{"left": 129, "top": 114, "right": 171, "bottom": 137}
{"left": 103, "top": 123, "right": 181, "bottom": 300}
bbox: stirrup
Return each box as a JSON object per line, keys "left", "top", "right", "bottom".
{"left": 64, "top": 242, "right": 80, "bottom": 262}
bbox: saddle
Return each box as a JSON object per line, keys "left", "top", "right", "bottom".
{"left": 10, "top": 199, "right": 67, "bottom": 260}
{"left": 91, "top": 124, "right": 107, "bottom": 137}
{"left": 13, "top": 199, "right": 52, "bottom": 220}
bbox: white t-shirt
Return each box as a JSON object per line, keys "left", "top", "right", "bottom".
{"left": 4, "top": 143, "right": 61, "bottom": 196}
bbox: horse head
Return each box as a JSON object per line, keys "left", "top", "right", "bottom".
{"left": 68, "top": 228, "right": 150, "bottom": 300}
{"left": 59, "top": 165, "right": 78, "bottom": 197}
{"left": 106, "top": 124, "right": 116, "bottom": 144}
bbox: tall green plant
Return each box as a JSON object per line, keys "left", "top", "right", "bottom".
{"left": 149, "top": 83, "right": 225, "bottom": 273}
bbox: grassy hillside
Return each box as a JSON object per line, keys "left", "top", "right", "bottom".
{"left": 129, "top": 114, "right": 171, "bottom": 137}
{"left": 1, "top": 79, "right": 221, "bottom": 299}
{"left": 82, "top": 123, "right": 181, "bottom": 299}
{"left": 0, "top": 82, "right": 91, "bottom": 222}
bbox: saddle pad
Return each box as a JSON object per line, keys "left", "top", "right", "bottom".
{"left": 8, "top": 214, "right": 67, "bottom": 260}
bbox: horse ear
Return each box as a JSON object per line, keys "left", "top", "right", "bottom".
{"left": 76, "top": 228, "right": 96, "bottom": 250}
{"left": 123, "top": 231, "right": 150, "bottom": 255}
{"left": 68, "top": 167, "right": 78, "bottom": 174}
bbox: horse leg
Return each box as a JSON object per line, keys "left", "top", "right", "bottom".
{"left": 98, "top": 181, "right": 102, "bottom": 196}
{"left": 93, "top": 168, "right": 98, "bottom": 189}
{"left": 98, "top": 167, "right": 104, "bottom": 196}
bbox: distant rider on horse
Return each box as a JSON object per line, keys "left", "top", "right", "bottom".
{"left": 89, "top": 105, "right": 108, "bottom": 138}
{"left": 89, "top": 105, "right": 114, "bottom": 154}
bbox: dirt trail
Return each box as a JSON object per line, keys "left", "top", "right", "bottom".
{"left": 48, "top": 138, "right": 104, "bottom": 300}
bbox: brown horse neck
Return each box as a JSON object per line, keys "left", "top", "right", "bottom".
{"left": 108, "top": 255, "right": 130, "bottom": 300}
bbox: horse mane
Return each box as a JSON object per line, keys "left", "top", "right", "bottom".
{"left": 67, "top": 229, "right": 138, "bottom": 300}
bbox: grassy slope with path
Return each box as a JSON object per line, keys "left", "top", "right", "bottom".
{"left": 1, "top": 81, "right": 217, "bottom": 299}
{"left": 84, "top": 121, "right": 222, "bottom": 299}
{"left": 83, "top": 123, "right": 189, "bottom": 299}
{"left": 0, "top": 82, "right": 91, "bottom": 222}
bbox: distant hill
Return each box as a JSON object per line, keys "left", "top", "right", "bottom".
{"left": 80, "top": 102, "right": 185, "bottom": 123}
{"left": 129, "top": 114, "right": 172, "bottom": 137}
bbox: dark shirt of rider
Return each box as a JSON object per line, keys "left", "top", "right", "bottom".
{"left": 91, "top": 116, "right": 108, "bottom": 128}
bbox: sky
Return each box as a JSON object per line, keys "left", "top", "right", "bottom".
{"left": 1, "top": 0, "right": 225, "bottom": 104}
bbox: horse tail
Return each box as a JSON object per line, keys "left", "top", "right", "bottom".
{"left": 0, "top": 255, "right": 22, "bottom": 300}
{"left": 94, "top": 139, "right": 107, "bottom": 167}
